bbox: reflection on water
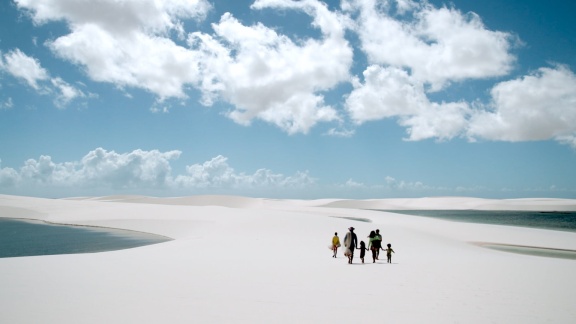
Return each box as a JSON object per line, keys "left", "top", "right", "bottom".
{"left": 0, "top": 218, "right": 172, "bottom": 258}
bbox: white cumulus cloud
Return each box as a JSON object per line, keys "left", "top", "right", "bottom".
{"left": 0, "top": 159, "right": 20, "bottom": 187}
{"left": 346, "top": 65, "right": 470, "bottom": 140}
{"left": 468, "top": 66, "right": 576, "bottom": 145}
{"left": 10, "top": 0, "right": 575, "bottom": 146}
{"left": 78, "top": 148, "right": 181, "bottom": 188}
{"left": 385, "top": 176, "right": 427, "bottom": 190}
{"left": 0, "top": 149, "right": 316, "bottom": 193}
{"left": 8, "top": 148, "right": 181, "bottom": 189}
{"left": 1, "top": 49, "right": 88, "bottom": 108}
{"left": 346, "top": 0, "right": 515, "bottom": 89}
{"left": 1, "top": 49, "right": 49, "bottom": 90}
{"left": 16, "top": 0, "right": 211, "bottom": 100}
{"left": 189, "top": 0, "right": 353, "bottom": 134}
{"left": 174, "top": 155, "right": 315, "bottom": 188}
{"left": 51, "top": 77, "right": 87, "bottom": 108}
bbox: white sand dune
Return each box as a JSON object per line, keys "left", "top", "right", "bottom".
{"left": 320, "top": 196, "right": 576, "bottom": 211}
{"left": 67, "top": 195, "right": 267, "bottom": 209}
{"left": 1, "top": 194, "right": 576, "bottom": 323}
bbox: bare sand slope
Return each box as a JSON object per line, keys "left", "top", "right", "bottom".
{"left": 1, "top": 194, "right": 575, "bottom": 323}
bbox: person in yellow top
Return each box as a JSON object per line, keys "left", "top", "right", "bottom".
{"left": 332, "top": 232, "right": 341, "bottom": 258}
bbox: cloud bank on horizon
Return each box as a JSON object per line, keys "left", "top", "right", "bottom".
{"left": 0, "top": 147, "right": 533, "bottom": 198}
{"left": 1, "top": 0, "right": 575, "bottom": 198}
{"left": 0, "top": 148, "right": 314, "bottom": 195}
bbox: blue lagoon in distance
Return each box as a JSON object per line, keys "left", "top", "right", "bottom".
{"left": 377, "top": 210, "right": 576, "bottom": 260}
{"left": 0, "top": 218, "right": 171, "bottom": 258}
{"left": 378, "top": 210, "right": 576, "bottom": 232}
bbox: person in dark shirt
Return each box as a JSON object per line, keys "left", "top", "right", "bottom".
{"left": 374, "top": 229, "right": 382, "bottom": 260}
{"left": 358, "top": 241, "right": 368, "bottom": 263}
{"left": 385, "top": 243, "right": 395, "bottom": 263}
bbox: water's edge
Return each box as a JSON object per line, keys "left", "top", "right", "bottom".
{"left": 0, "top": 217, "right": 173, "bottom": 258}
{"left": 6, "top": 216, "right": 174, "bottom": 240}
{"left": 374, "top": 210, "right": 576, "bottom": 260}
{"left": 374, "top": 210, "right": 576, "bottom": 232}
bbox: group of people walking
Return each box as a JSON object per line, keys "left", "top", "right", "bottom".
{"left": 332, "top": 227, "right": 394, "bottom": 264}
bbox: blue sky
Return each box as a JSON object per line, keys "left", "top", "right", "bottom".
{"left": 0, "top": 0, "right": 575, "bottom": 199}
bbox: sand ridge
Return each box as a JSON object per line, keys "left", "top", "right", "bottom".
{"left": 1, "top": 194, "right": 575, "bottom": 323}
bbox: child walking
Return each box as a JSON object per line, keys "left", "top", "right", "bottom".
{"left": 385, "top": 243, "right": 395, "bottom": 263}
{"left": 358, "top": 241, "right": 368, "bottom": 263}
{"left": 331, "top": 232, "right": 340, "bottom": 258}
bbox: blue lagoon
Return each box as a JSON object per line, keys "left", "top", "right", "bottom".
{"left": 0, "top": 218, "right": 171, "bottom": 258}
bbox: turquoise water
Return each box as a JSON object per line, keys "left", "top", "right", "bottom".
{"left": 378, "top": 210, "right": 576, "bottom": 232}
{"left": 0, "top": 218, "right": 171, "bottom": 258}
{"left": 379, "top": 210, "right": 576, "bottom": 259}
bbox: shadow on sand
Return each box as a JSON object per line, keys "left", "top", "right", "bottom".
{"left": 330, "top": 216, "right": 372, "bottom": 223}
{"left": 473, "top": 242, "right": 576, "bottom": 260}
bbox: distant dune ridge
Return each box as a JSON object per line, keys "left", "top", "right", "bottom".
{"left": 319, "top": 197, "right": 576, "bottom": 211}
{"left": 1, "top": 194, "right": 576, "bottom": 323}
{"left": 64, "top": 195, "right": 576, "bottom": 211}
